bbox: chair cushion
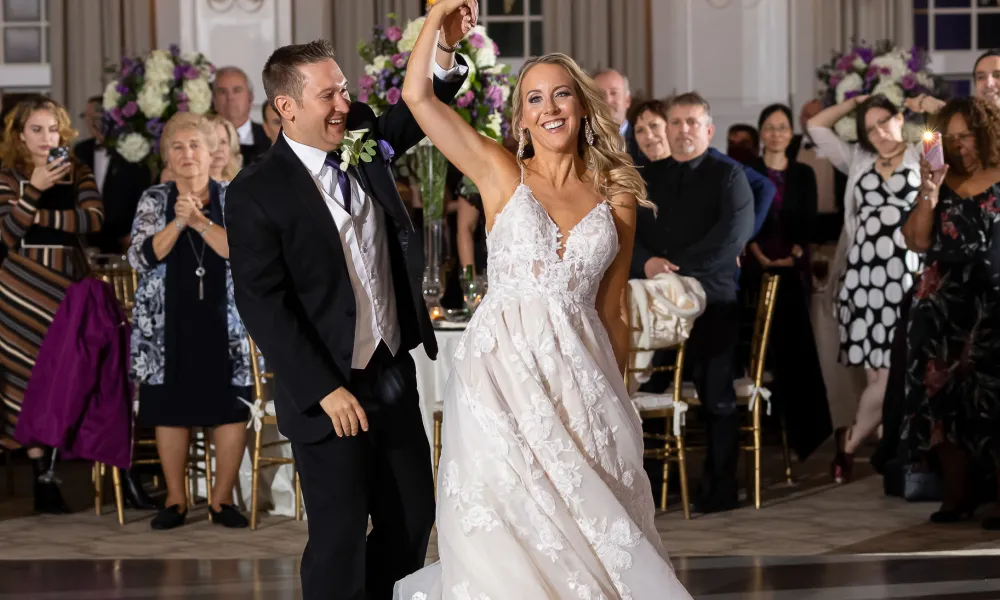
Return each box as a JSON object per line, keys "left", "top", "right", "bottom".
{"left": 631, "top": 391, "right": 677, "bottom": 410}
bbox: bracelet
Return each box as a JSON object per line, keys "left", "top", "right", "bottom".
{"left": 437, "top": 40, "right": 457, "bottom": 53}
{"left": 175, "top": 220, "right": 184, "bottom": 231}
{"left": 199, "top": 220, "right": 214, "bottom": 235}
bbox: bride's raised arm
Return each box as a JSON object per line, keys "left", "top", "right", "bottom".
{"left": 402, "top": 0, "right": 514, "bottom": 203}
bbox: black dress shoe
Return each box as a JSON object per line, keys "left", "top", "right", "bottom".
{"left": 209, "top": 504, "right": 249, "bottom": 528}
{"left": 121, "top": 470, "right": 158, "bottom": 510}
{"left": 151, "top": 505, "right": 187, "bottom": 530}
{"left": 32, "top": 456, "right": 70, "bottom": 515}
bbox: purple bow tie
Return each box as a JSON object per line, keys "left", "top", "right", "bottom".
{"left": 324, "top": 154, "right": 353, "bottom": 212}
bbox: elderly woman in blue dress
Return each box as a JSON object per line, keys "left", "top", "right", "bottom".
{"left": 128, "top": 112, "right": 251, "bottom": 530}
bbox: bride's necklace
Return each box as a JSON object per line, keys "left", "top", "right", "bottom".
{"left": 877, "top": 146, "right": 905, "bottom": 168}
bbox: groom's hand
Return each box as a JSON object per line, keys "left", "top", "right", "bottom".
{"left": 320, "top": 387, "right": 369, "bottom": 437}
{"left": 437, "top": 0, "right": 478, "bottom": 47}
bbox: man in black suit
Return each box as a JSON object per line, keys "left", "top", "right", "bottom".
{"left": 213, "top": 66, "right": 271, "bottom": 165}
{"left": 594, "top": 68, "right": 647, "bottom": 166}
{"left": 225, "top": 33, "right": 467, "bottom": 600}
{"left": 75, "top": 96, "right": 152, "bottom": 254}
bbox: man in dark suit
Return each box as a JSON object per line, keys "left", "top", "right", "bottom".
{"left": 594, "top": 68, "right": 647, "bottom": 166}
{"left": 225, "top": 34, "right": 467, "bottom": 600}
{"left": 75, "top": 96, "right": 153, "bottom": 254}
{"left": 213, "top": 66, "right": 271, "bottom": 165}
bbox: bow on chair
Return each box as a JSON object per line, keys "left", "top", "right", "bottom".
{"left": 672, "top": 401, "right": 689, "bottom": 437}
{"left": 747, "top": 385, "right": 773, "bottom": 416}
{"left": 239, "top": 396, "right": 273, "bottom": 432}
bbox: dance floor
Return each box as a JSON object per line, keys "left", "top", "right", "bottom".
{"left": 2, "top": 444, "right": 999, "bottom": 598}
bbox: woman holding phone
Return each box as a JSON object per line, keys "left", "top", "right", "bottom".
{"left": 0, "top": 96, "right": 103, "bottom": 513}
{"left": 900, "top": 97, "right": 1000, "bottom": 529}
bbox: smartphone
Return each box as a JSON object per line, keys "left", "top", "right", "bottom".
{"left": 47, "top": 146, "right": 72, "bottom": 185}
{"left": 922, "top": 131, "right": 945, "bottom": 171}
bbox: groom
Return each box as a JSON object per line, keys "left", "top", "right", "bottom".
{"left": 225, "top": 30, "right": 468, "bottom": 600}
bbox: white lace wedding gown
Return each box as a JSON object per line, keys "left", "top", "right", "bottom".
{"left": 394, "top": 170, "right": 692, "bottom": 600}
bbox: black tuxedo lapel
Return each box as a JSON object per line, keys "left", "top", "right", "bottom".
{"left": 357, "top": 160, "right": 412, "bottom": 233}
{"left": 272, "top": 136, "right": 349, "bottom": 266}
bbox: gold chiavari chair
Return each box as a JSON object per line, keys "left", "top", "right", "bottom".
{"left": 247, "top": 337, "right": 302, "bottom": 530}
{"left": 88, "top": 253, "right": 214, "bottom": 524}
{"left": 432, "top": 403, "right": 443, "bottom": 491}
{"left": 624, "top": 285, "right": 691, "bottom": 519}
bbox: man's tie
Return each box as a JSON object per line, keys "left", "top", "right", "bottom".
{"left": 324, "top": 155, "right": 353, "bottom": 213}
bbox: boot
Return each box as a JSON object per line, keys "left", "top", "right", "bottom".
{"left": 122, "top": 469, "right": 158, "bottom": 510}
{"left": 32, "top": 450, "right": 70, "bottom": 514}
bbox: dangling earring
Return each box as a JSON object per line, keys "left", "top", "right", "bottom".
{"left": 517, "top": 128, "right": 528, "bottom": 159}
{"left": 584, "top": 117, "right": 595, "bottom": 146}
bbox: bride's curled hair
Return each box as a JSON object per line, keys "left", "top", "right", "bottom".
{"left": 511, "top": 53, "right": 652, "bottom": 210}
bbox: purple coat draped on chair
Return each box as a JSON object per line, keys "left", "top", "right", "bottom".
{"left": 14, "top": 278, "right": 132, "bottom": 469}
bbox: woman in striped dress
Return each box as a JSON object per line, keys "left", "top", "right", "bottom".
{"left": 0, "top": 96, "right": 103, "bottom": 513}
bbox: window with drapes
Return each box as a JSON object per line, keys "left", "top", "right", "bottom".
{"left": 0, "top": 0, "right": 51, "bottom": 92}
{"left": 479, "top": 0, "right": 543, "bottom": 71}
{"left": 913, "top": 0, "right": 1000, "bottom": 97}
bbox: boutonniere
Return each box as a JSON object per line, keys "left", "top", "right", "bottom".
{"left": 338, "top": 128, "right": 378, "bottom": 171}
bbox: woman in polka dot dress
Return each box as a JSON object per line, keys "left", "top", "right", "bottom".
{"left": 807, "top": 94, "right": 924, "bottom": 483}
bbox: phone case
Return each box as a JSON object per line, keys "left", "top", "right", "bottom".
{"left": 922, "top": 133, "right": 945, "bottom": 170}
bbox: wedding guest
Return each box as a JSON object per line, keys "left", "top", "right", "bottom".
{"left": 792, "top": 99, "right": 844, "bottom": 243}
{"left": 206, "top": 114, "right": 243, "bottom": 182}
{"left": 127, "top": 112, "right": 250, "bottom": 530}
{"left": 911, "top": 49, "right": 1000, "bottom": 113}
{"left": 632, "top": 92, "right": 755, "bottom": 513}
{"left": 261, "top": 102, "right": 281, "bottom": 144}
{"left": 0, "top": 95, "right": 103, "bottom": 513}
{"left": 900, "top": 97, "right": 1000, "bottom": 529}
{"left": 213, "top": 66, "right": 270, "bottom": 164}
{"left": 456, "top": 192, "right": 487, "bottom": 276}
{"left": 76, "top": 96, "right": 153, "bottom": 254}
{"left": 593, "top": 68, "right": 643, "bottom": 165}
{"left": 727, "top": 123, "right": 759, "bottom": 164}
{"left": 746, "top": 103, "right": 832, "bottom": 460}
{"left": 807, "top": 93, "right": 923, "bottom": 483}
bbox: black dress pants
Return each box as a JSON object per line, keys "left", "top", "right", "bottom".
{"left": 291, "top": 343, "right": 435, "bottom": 600}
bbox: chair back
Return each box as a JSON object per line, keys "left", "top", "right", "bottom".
{"left": 747, "top": 273, "right": 780, "bottom": 386}
{"left": 246, "top": 335, "right": 275, "bottom": 405}
{"left": 88, "top": 253, "right": 137, "bottom": 319}
{"left": 624, "top": 284, "right": 686, "bottom": 401}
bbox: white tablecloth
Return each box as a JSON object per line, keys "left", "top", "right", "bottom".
{"left": 233, "top": 326, "right": 466, "bottom": 518}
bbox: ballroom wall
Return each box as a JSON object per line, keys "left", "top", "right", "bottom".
{"left": 37, "top": 0, "right": 920, "bottom": 142}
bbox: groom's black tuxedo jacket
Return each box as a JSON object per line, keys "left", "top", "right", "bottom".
{"left": 225, "top": 68, "right": 465, "bottom": 443}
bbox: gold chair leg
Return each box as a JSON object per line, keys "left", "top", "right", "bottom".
{"left": 184, "top": 471, "right": 193, "bottom": 508}
{"left": 93, "top": 463, "right": 102, "bottom": 516}
{"left": 660, "top": 440, "right": 669, "bottom": 512}
{"left": 753, "top": 405, "right": 762, "bottom": 509}
{"left": 780, "top": 415, "right": 793, "bottom": 485}
{"left": 676, "top": 435, "right": 690, "bottom": 520}
{"left": 250, "top": 426, "right": 262, "bottom": 530}
{"left": 204, "top": 428, "right": 214, "bottom": 509}
{"left": 432, "top": 414, "right": 442, "bottom": 489}
{"left": 294, "top": 470, "right": 302, "bottom": 521}
{"left": 111, "top": 467, "right": 125, "bottom": 525}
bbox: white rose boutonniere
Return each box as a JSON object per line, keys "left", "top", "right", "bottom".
{"left": 338, "top": 129, "right": 378, "bottom": 171}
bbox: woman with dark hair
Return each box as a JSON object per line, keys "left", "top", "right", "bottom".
{"left": 807, "top": 93, "right": 923, "bottom": 483}
{"left": 0, "top": 95, "right": 103, "bottom": 512}
{"left": 900, "top": 97, "right": 1000, "bottom": 528}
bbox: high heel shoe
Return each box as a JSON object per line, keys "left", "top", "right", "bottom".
{"left": 831, "top": 427, "right": 854, "bottom": 484}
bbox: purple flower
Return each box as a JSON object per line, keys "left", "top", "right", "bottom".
{"left": 829, "top": 74, "right": 843, "bottom": 89}
{"left": 359, "top": 75, "right": 375, "bottom": 90}
{"left": 178, "top": 102, "right": 190, "bottom": 112}
{"left": 468, "top": 33, "right": 485, "bottom": 49}
{"left": 109, "top": 107, "right": 125, "bottom": 125}
{"left": 485, "top": 86, "right": 503, "bottom": 109}
{"left": 856, "top": 47, "right": 874, "bottom": 63}
{"left": 901, "top": 73, "right": 918, "bottom": 91}
{"left": 359, "top": 91, "right": 370, "bottom": 103}
{"left": 456, "top": 92, "right": 473, "bottom": 108}
{"left": 836, "top": 54, "right": 856, "bottom": 72}
{"left": 865, "top": 65, "right": 880, "bottom": 83}
{"left": 844, "top": 90, "right": 861, "bottom": 100}
{"left": 146, "top": 118, "right": 164, "bottom": 137}
{"left": 392, "top": 53, "right": 407, "bottom": 68}
{"left": 152, "top": 139, "right": 160, "bottom": 155}
{"left": 175, "top": 91, "right": 188, "bottom": 102}
{"left": 391, "top": 76, "right": 401, "bottom": 86}
{"left": 116, "top": 82, "right": 129, "bottom": 96}
{"left": 122, "top": 101, "right": 138, "bottom": 118}
{"left": 386, "top": 87, "right": 401, "bottom": 105}
{"left": 169, "top": 43, "right": 181, "bottom": 57}
{"left": 386, "top": 26, "right": 402, "bottom": 42}
{"left": 377, "top": 139, "right": 395, "bottom": 162}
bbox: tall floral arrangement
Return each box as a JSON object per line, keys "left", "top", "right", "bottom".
{"left": 817, "top": 40, "right": 949, "bottom": 143}
{"left": 101, "top": 44, "right": 216, "bottom": 168}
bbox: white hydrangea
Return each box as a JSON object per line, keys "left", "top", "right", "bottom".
{"left": 871, "top": 53, "right": 908, "bottom": 82}
{"left": 835, "top": 73, "right": 864, "bottom": 104}
{"left": 485, "top": 112, "right": 502, "bottom": 139}
{"left": 470, "top": 26, "right": 497, "bottom": 68}
{"left": 117, "top": 132, "right": 151, "bottom": 163}
{"left": 144, "top": 49, "right": 175, "bottom": 83}
{"left": 852, "top": 56, "right": 868, "bottom": 72}
{"left": 136, "top": 80, "right": 170, "bottom": 118}
{"left": 365, "top": 63, "right": 380, "bottom": 77}
{"left": 183, "top": 78, "right": 213, "bottom": 114}
{"left": 398, "top": 17, "right": 426, "bottom": 53}
{"left": 834, "top": 116, "right": 857, "bottom": 142}
{"left": 372, "top": 55, "right": 392, "bottom": 70}
{"left": 902, "top": 122, "right": 924, "bottom": 144}
{"left": 916, "top": 72, "right": 935, "bottom": 90}
{"left": 872, "top": 79, "right": 905, "bottom": 108}
{"left": 102, "top": 80, "right": 120, "bottom": 111}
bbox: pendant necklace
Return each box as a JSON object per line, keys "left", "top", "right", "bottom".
{"left": 186, "top": 231, "right": 207, "bottom": 300}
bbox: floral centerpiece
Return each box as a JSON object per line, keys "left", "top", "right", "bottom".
{"left": 817, "top": 40, "right": 949, "bottom": 143}
{"left": 101, "top": 44, "right": 216, "bottom": 169}
{"left": 357, "top": 12, "right": 514, "bottom": 315}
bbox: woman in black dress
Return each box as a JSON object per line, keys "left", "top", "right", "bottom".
{"left": 127, "top": 112, "right": 251, "bottom": 530}
{"left": 901, "top": 97, "right": 1000, "bottom": 529}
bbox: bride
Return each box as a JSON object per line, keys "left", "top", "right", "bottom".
{"left": 396, "top": 1, "right": 692, "bottom": 598}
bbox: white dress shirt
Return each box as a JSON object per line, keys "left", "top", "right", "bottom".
{"left": 93, "top": 147, "right": 110, "bottom": 195}
{"left": 284, "top": 133, "right": 400, "bottom": 370}
{"left": 236, "top": 118, "right": 254, "bottom": 145}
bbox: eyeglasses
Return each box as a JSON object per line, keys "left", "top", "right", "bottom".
{"left": 943, "top": 131, "right": 975, "bottom": 145}
{"left": 761, "top": 125, "right": 791, "bottom": 134}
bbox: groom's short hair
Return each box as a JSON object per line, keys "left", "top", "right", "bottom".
{"left": 262, "top": 39, "right": 336, "bottom": 111}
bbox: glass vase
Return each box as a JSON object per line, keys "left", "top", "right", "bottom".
{"left": 413, "top": 145, "right": 449, "bottom": 319}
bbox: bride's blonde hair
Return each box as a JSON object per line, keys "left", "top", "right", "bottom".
{"left": 511, "top": 53, "right": 651, "bottom": 210}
